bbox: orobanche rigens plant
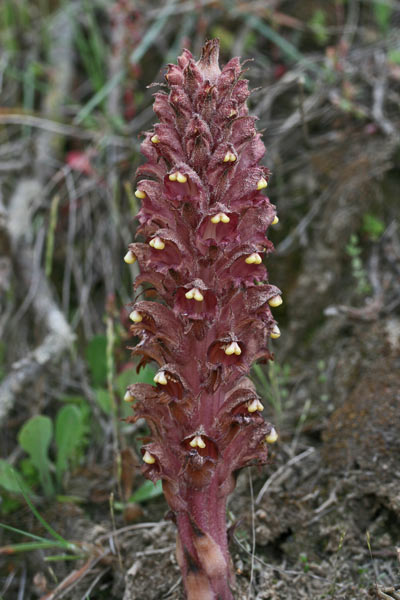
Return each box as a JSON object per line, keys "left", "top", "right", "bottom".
{"left": 123, "top": 39, "right": 281, "bottom": 600}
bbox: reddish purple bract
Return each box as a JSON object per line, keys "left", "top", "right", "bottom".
{"left": 126, "top": 39, "right": 280, "bottom": 600}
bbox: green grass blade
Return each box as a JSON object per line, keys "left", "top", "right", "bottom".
{"left": 0, "top": 540, "right": 69, "bottom": 554}
{"left": 18, "top": 483, "right": 69, "bottom": 545}
{"left": 0, "top": 522, "right": 49, "bottom": 543}
{"left": 45, "top": 194, "right": 60, "bottom": 278}
{"left": 243, "top": 14, "right": 322, "bottom": 77}
{"left": 74, "top": 70, "right": 124, "bottom": 125}
{"left": 75, "top": 0, "right": 178, "bottom": 124}
{"left": 44, "top": 553, "right": 86, "bottom": 561}
{"left": 129, "top": 0, "right": 178, "bottom": 65}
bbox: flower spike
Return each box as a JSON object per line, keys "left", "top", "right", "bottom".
{"left": 127, "top": 40, "right": 281, "bottom": 599}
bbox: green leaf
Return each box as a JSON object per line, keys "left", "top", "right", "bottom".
{"left": 94, "top": 388, "right": 112, "bottom": 415}
{"left": 18, "top": 416, "right": 54, "bottom": 497}
{"left": 373, "top": 1, "right": 392, "bottom": 33}
{"left": 55, "top": 405, "right": 84, "bottom": 485}
{"left": 116, "top": 364, "right": 156, "bottom": 398}
{"left": 130, "top": 480, "right": 163, "bottom": 503}
{"left": 85, "top": 335, "right": 107, "bottom": 387}
{"left": 57, "top": 395, "right": 86, "bottom": 404}
{"left": 362, "top": 213, "right": 384, "bottom": 241}
{"left": 0, "top": 460, "right": 29, "bottom": 496}
{"left": 210, "top": 25, "right": 234, "bottom": 52}
{"left": 309, "top": 9, "right": 329, "bottom": 45}
{"left": 388, "top": 49, "right": 400, "bottom": 65}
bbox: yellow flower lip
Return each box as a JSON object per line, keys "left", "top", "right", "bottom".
{"left": 134, "top": 189, "right": 146, "bottom": 199}
{"left": 143, "top": 450, "right": 156, "bottom": 464}
{"left": 270, "top": 325, "right": 281, "bottom": 339}
{"left": 257, "top": 177, "right": 268, "bottom": 190}
{"left": 149, "top": 237, "right": 165, "bottom": 250}
{"left": 169, "top": 171, "right": 187, "bottom": 183}
{"left": 268, "top": 295, "right": 283, "bottom": 308}
{"left": 124, "top": 390, "right": 134, "bottom": 402}
{"left": 266, "top": 428, "right": 278, "bottom": 443}
{"left": 223, "top": 151, "right": 236, "bottom": 163}
{"left": 151, "top": 134, "right": 160, "bottom": 143}
{"left": 189, "top": 435, "right": 206, "bottom": 449}
{"left": 247, "top": 399, "right": 264, "bottom": 413}
{"left": 124, "top": 250, "right": 136, "bottom": 264}
{"left": 211, "top": 212, "right": 230, "bottom": 224}
{"left": 272, "top": 215, "right": 279, "bottom": 225}
{"left": 224, "top": 341, "right": 241, "bottom": 356}
{"left": 185, "top": 287, "right": 204, "bottom": 302}
{"left": 129, "top": 310, "right": 143, "bottom": 323}
{"left": 177, "top": 172, "right": 187, "bottom": 183}
{"left": 154, "top": 371, "right": 168, "bottom": 385}
{"left": 245, "top": 252, "right": 262, "bottom": 265}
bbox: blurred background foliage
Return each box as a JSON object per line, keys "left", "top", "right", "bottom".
{"left": 0, "top": 1, "right": 400, "bottom": 598}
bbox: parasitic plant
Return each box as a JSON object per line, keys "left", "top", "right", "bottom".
{"left": 124, "top": 39, "right": 281, "bottom": 599}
